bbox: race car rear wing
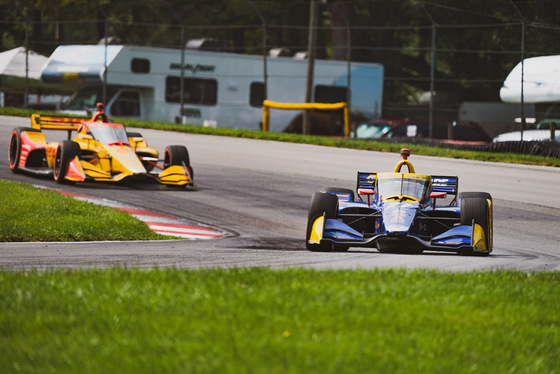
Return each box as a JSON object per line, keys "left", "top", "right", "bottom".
{"left": 31, "top": 114, "right": 84, "bottom": 139}
{"left": 356, "top": 171, "right": 377, "bottom": 197}
{"left": 357, "top": 172, "right": 377, "bottom": 190}
{"left": 431, "top": 175, "right": 459, "bottom": 204}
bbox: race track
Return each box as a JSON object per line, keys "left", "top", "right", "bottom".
{"left": 1, "top": 115, "right": 559, "bottom": 271}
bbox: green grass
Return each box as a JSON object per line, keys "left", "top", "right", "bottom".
{"left": 0, "top": 267, "right": 558, "bottom": 373}
{"left": 2, "top": 107, "right": 559, "bottom": 167}
{"left": 0, "top": 179, "right": 169, "bottom": 242}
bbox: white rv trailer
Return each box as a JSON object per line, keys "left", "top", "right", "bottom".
{"left": 500, "top": 55, "right": 560, "bottom": 104}
{"left": 41, "top": 45, "right": 384, "bottom": 132}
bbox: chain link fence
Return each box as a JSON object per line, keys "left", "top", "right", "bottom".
{"left": 2, "top": 0, "right": 560, "bottom": 140}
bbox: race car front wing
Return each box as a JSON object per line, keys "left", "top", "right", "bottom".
{"left": 308, "top": 215, "right": 488, "bottom": 253}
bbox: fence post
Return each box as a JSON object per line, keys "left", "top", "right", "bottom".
{"left": 304, "top": 0, "right": 318, "bottom": 135}
{"left": 509, "top": 0, "right": 527, "bottom": 141}
{"left": 262, "top": 104, "right": 270, "bottom": 132}
{"left": 246, "top": 0, "right": 267, "bottom": 102}
{"left": 344, "top": 104, "right": 350, "bottom": 137}
{"left": 418, "top": 1, "right": 436, "bottom": 140}
{"left": 331, "top": 2, "right": 352, "bottom": 138}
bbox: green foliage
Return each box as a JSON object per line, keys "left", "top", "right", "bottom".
{"left": 4, "top": 0, "right": 560, "bottom": 105}
{"left": 0, "top": 267, "right": 558, "bottom": 373}
{"left": 0, "top": 179, "right": 169, "bottom": 242}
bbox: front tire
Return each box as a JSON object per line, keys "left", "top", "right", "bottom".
{"left": 320, "top": 187, "right": 355, "bottom": 202}
{"left": 164, "top": 145, "right": 193, "bottom": 178}
{"left": 9, "top": 127, "right": 40, "bottom": 172}
{"left": 53, "top": 140, "right": 81, "bottom": 184}
{"left": 460, "top": 193, "right": 493, "bottom": 256}
{"left": 306, "top": 192, "right": 342, "bottom": 252}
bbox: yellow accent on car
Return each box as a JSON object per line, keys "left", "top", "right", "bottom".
{"left": 487, "top": 199, "right": 493, "bottom": 250}
{"left": 393, "top": 159, "right": 415, "bottom": 173}
{"left": 25, "top": 131, "right": 47, "bottom": 146}
{"left": 472, "top": 222, "right": 487, "bottom": 251}
{"left": 159, "top": 165, "right": 192, "bottom": 186}
{"left": 80, "top": 161, "right": 111, "bottom": 179}
{"left": 308, "top": 216, "right": 324, "bottom": 244}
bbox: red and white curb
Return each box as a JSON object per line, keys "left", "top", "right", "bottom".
{"left": 39, "top": 187, "right": 228, "bottom": 240}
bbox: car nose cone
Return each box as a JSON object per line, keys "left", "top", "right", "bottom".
{"left": 382, "top": 202, "right": 417, "bottom": 235}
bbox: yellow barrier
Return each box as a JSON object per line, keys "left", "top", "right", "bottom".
{"left": 262, "top": 100, "right": 350, "bottom": 136}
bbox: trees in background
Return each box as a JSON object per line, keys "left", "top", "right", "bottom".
{"left": 2, "top": 0, "right": 560, "bottom": 107}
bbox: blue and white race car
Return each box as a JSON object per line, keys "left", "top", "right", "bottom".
{"left": 306, "top": 149, "right": 493, "bottom": 255}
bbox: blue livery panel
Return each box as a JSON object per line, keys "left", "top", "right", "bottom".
{"left": 431, "top": 175, "right": 458, "bottom": 195}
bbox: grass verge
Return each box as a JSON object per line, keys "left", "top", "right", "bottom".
{"left": 1, "top": 267, "right": 558, "bottom": 373}
{"left": 0, "top": 179, "right": 169, "bottom": 242}
{"left": 2, "top": 107, "right": 559, "bottom": 167}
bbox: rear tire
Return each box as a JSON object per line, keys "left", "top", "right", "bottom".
{"left": 126, "top": 131, "right": 143, "bottom": 139}
{"left": 459, "top": 192, "right": 492, "bottom": 202}
{"left": 460, "top": 194, "right": 492, "bottom": 256}
{"left": 164, "top": 145, "right": 193, "bottom": 178}
{"left": 9, "top": 127, "right": 40, "bottom": 172}
{"left": 320, "top": 187, "right": 354, "bottom": 202}
{"left": 306, "top": 192, "right": 340, "bottom": 252}
{"left": 53, "top": 140, "right": 81, "bottom": 184}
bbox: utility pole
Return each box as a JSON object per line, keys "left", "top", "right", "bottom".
{"left": 246, "top": 0, "right": 267, "bottom": 102}
{"left": 303, "top": 0, "right": 318, "bottom": 135}
{"left": 418, "top": 1, "right": 436, "bottom": 140}
{"left": 98, "top": 5, "right": 108, "bottom": 105}
{"left": 166, "top": 2, "right": 185, "bottom": 123}
{"left": 509, "top": 0, "right": 526, "bottom": 141}
{"left": 331, "top": 1, "right": 352, "bottom": 137}
{"left": 13, "top": 2, "right": 29, "bottom": 108}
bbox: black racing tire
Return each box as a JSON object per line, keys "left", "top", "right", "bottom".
{"left": 164, "top": 145, "right": 193, "bottom": 178}
{"left": 320, "top": 187, "right": 355, "bottom": 202}
{"left": 126, "top": 132, "right": 143, "bottom": 139}
{"left": 460, "top": 195, "right": 492, "bottom": 256}
{"left": 9, "top": 127, "right": 40, "bottom": 172}
{"left": 306, "top": 192, "right": 339, "bottom": 252}
{"left": 459, "top": 192, "right": 492, "bottom": 202}
{"left": 53, "top": 140, "right": 81, "bottom": 184}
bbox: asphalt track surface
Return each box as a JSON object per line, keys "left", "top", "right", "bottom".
{"left": 1, "top": 115, "right": 559, "bottom": 271}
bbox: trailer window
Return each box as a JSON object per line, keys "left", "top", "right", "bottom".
{"left": 131, "top": 58, "right": 150, "bottom": 73}
{"left": 110, "top": 91, "right": 141, "bottom": 117}
{"left": 314, "top": 85, "right": 347, "bottom": 103}
{"left": 250, "top": 82, "right": 265, "bottom": 107}
{"left": 165, "top": 77, "right": 217, "bottom": 106}
{"left": 64, "top": 86, "right": 119, "bottom": 111}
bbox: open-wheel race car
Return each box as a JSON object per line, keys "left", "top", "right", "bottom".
{"left": 9, "top": 114, "right": 193, "bottom": 187}
{"left": 306, "top": 149, "right": 493, "bottom": 255}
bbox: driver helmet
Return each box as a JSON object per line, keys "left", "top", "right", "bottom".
{"left": 96, "top": 102, "right": 104, "bottom": 110}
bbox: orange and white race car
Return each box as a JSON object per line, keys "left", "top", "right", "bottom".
{"left": 8, "top": 114, "right": 193, "bottom": 187}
